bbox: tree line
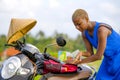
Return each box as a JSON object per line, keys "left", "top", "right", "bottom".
{"left": 0, "top": 30, "right": 86, "bottom": 57}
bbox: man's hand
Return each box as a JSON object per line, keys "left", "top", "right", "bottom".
{"left": 72, "top": 52, "right": 82, "bottom": 64}
{"left": 64, "top": 52, "right": 82, "bottom": 64}
{"left": 64, "top": 58, "right": 81, "bottom": 65}
{"left": 75, "top": 51, "right": 82, "bottom": 60}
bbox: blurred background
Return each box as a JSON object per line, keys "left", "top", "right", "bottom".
{"left": 0, "top": 0, "right": 120, "bottom": 38}
{"left": 0, "top": 0, "right": 119, "bottom": 78}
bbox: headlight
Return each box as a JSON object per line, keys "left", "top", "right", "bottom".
{"left": 1, "top": 56, "right": 21, "bottom": 79}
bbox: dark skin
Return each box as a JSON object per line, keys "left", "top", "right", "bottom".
{"left": 66, "top": 17, "right": 111, "bottom": 64}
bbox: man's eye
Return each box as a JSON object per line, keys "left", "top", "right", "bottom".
{"left": 77, "top": 23, "right": 81, "bottom": 26}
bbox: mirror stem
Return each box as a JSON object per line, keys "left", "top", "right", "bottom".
{"left": 44, "top": 47, "right": 47, "bottom": 53}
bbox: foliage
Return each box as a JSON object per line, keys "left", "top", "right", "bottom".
{"left": 0, "top": 31, "right": 85, "bottom": 60}
{"left": 0, "top": 35, "right": 6, "bottom": 52}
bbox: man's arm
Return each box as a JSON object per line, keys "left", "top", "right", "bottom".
{"left": 81, "top": 32, "right": 94, "bottom": 57}
{"left": 73, "top": 26, "right": 110, "bottom": 64}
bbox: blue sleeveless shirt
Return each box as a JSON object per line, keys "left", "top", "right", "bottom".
{"left": 84, "top": 22, "right": 120, "bottom": 80}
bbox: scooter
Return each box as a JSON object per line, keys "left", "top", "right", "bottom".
{"left": 0, "top": 37, "right": 96, "bottom": 80}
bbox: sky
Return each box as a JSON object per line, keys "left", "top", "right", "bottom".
{"left": 0, "top": 0, "right": 120, "bottom": 38}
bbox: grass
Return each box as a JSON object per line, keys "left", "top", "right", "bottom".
{"left": 34, "top": 75, "right": 41, "bottom": 80}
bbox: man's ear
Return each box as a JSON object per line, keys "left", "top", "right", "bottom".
{"left": 85, "top": 15, "right": 89, "bottom": 22}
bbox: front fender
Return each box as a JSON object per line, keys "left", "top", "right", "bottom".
{"left": 0, "top": 68, "right": 5, "bottom": 80}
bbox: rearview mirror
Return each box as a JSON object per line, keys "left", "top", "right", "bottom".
{"left": 56, "top": 37, "right": 66, "bottom": 47}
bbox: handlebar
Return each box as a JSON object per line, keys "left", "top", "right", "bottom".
{"left": 48, "top": 55, "right": 61, "bottom": 63}
{"left": 43, "top": 53, "right": 60, "bottom": 63}
{"left": 4, "top": 44, "right": 15, "bottom": 47}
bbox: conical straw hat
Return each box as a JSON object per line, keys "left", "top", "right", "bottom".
{"left": 7, "top": 18, "right": 37, "bottom": 44}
